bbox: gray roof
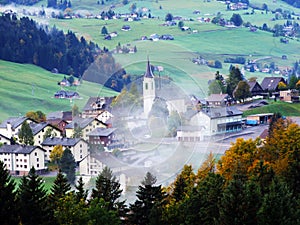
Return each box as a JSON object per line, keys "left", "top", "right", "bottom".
{"left": 29, "top": 122, "right": 49, "bottom": 135}
{"left": 260, "top": 77, "right": 285, "bottom": 91}
{"left": 65, "top": 117, "right": 96, "bottom": 129}
{"left": 206, "top": 94, "right": 229, "bottom": 102}
{"left": 87, "top": 128, "right": 117, "bottom": 137}
{"left": 82, "top": 97, "right": 115, "bottom": 111}
{"left": 0, "top": 145, "right": 45, "bottom": 154}
{"left": 183, "top": 109, "right": 199, "bottom": 120}
{"left": 203, "top": 106, "right": 242, "bottom": 119}
{"left": 177, "top": 126, "right": 204, "bottom": 131}
{"left": 0, "top": 117, "right": 28, "bottom": 129}
{"left": 47, "top": 111, "right": 72, "bottom": 121}
{"left": 42, "top": 137, "right": 82, "bottom": 146}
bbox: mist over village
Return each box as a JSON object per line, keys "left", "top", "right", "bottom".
{"left": 1, "top": 0, "right": 300, "bottom": 224}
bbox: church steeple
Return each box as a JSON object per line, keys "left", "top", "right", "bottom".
{"left": 144, "top": 57, "right": 154, "bottom": 78}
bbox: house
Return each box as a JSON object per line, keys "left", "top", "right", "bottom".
{"left": 247, "top": 81, "right": 264, "bottom": 97}
{"left": 47, "top": 111, "right": 73, "bottom": 123}
{"left": 41, "top": 137, "right": 88, "bottom": 163}
{"left": 29, "top": 122, "right": 62, "bottom": 146}
{"left": 0, "top": 117, "right": 35, "bottom": 140}
{"left": 0, "top": 145, "right": 46, "bottom": 176}
{"left": 46, "top": 118, "right": 68, "bottom": 135}
{"left": 186, "top": 106, "right": 243, "bottom": 136}
{"left": 81, "top": 96, "right": 115, "bottom": 119}
{"left": 177, "top": 126, "right": 204, "bottom": 142}
{"left": 206, "top": 94, "right": 230, "bottom": 107}
{"left": 121, "top": 25, "right": 131, "bottom": 31}
{"left": 65, "top": 117, "right": 107, "bottom": 141}
{"left": 260, "top": 77, "right": 286, "bottom": 93}
{"left": 0, "top": 134, "right": 11, "bottom": 145}
{"left": 54, "top": 90, "right": 80, "bottom": 99}
{"left": 87, "top": 127, "right": 117, "bottom": 147}
{"left": 280, "top": 89, "right": 299, "bottom": 103}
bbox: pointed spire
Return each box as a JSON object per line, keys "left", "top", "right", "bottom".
{"left": 144, "top": 56, "right": 154, "bottom": 78}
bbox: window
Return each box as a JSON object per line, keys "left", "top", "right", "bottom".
{"left": 24, "top": 165, "right": 27, "bottom": 169}
{"left": 37, "top": 158, "right": 39, "bottom": 162}
{"left": 145, "top": 83, "right": 148, "bottom": 90}
{"left": 24, "top": 159, "right": 27, "bottom": 163}
{"left": 37, "top": 164, "right": 39, "bottom": 168}
{"left": 35, "top": 152, "right": 37, "bottom": 156}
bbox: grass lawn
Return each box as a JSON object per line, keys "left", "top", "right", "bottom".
{"left": 243, "top": 101, "right": 300, "bottom": 117}
{"left": 12, "top": 176, "right": 56, "bottom": 193}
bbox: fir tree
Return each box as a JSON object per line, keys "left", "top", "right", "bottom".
{"left": 18, "top": 167, "right": 51, "bottom": 225}
{"left": 91, "top": 167, "right": 127, "bottom": 220}
{"left": 59, "top": 148, "right": 76, "bottom": 184}
{"left": 75, "top": 176, "right": 88, "bottom": 203}
{"left": 129, "top": 172, "right": 165, "bottom": 225}
{"left": 0, "top": 161, "right": 19, "bottom": 225}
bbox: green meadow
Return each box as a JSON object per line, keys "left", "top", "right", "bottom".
{"left": 0, "top": 60, "right": 117, "bottom": 121}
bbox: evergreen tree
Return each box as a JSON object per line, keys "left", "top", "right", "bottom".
{"left": 59, "top": 148, "right": 76, "bottom": 184}
{"left": 75, "top": 176, "right": 88, "bottom": 203}
{"left": 130, "top": 172, "right": 165, "bottom": 225}
{"left": 91, "top": 167, "right": 127, "bottom": 220}
{"left": 101, "top": 26, "right": 108, "bottom": 35}
{"left": 18, "top": 122, "right": 34, "bottom": 145}
{"left": 0, "top": 161, "right": 19, "bottom": 225}
{"left": 226, "top": 66, "right": 243, "bottom": 97}
{"left": 258, "top": 179, "right": 299, "bottom": 225}
{"left": 18, "top": 167, "right": 51, "bottom": 225}
{"left": 48, "top": 170, "right": 71, "bottom": 207}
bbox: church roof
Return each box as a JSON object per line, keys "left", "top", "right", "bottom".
{"left": 144, "top": 58, "right": 154, "bottom": 78}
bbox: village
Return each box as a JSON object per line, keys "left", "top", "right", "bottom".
{"left": 0, "top": 57, "right": 299, "bottom": 191}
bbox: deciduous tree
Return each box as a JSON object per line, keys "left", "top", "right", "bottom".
{"left": 18, "top": 122, "right": 34, "bottom": 145}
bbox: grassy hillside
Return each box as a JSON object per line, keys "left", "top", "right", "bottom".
{"left": 243, "top": 101, "right": 300, "bottom": 117}
{"left": 0, "top": 60, "right": 118, "bottom": 121}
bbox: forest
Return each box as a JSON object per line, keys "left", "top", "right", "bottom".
{"left": 0, "top": 14, "right": 98, "bottom": 78}
{"left": 1, "top": 116, "right": 300, "bottom": 225}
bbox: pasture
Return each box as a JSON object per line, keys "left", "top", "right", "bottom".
{"left": 0, "top": 60, "right": 117, "bottom": 121}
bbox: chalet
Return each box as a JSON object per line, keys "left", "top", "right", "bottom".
{"left": 248, "top": 81, "right": 264, "bottom": 97}
{"left": 260, "top": 77, "right": 286, "bottom": 93}
{"left": 65, "top": 117, "right": 107, "bottom": 141}
{"left": 87, "top": 127, "right": 117, "bottom": 147}
{"left": 280, "top": 89, "right": 300, "bottom": 103}
{"left": 81, "top": 96, "right": 115, "bottom": 119}
{"left": 185, "top": 106, "right": 243, "bottom": 136}
{"left": 41, "top": 137, "right": 88, "bottom": 163}
{"left": 29, "top": 122, "right": 62, "bottom": 146}
{"left": 206, "top": 94, "right": 230, "bottom": 107}
{"left": 0, "top": 145, "right": 46, "bottom": 175}
{"left": 0, "top": 117, "right": 35, "bottom": 140}
{"left": 54, "top": 90, "right": 79, "bottom": 99}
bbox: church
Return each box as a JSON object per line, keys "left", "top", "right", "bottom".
{"left": 142, "top": 58, "right": 187, "bottom": 118}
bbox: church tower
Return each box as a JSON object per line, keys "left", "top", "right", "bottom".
{"left": 143, "top": 58, "right": 156, "bottom": 117}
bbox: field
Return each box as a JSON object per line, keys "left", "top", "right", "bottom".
{"left": 1, "top": 0, "right": 300, "bottom": 118}
{"left": 0, "top": 60, "right": 117, "bottom": 120}
{"left": 243, "top": 101, "right": 300, "bottom": 117}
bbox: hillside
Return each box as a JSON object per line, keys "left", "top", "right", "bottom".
{"left": 0, "top": 60, "right": 118, "bottom": 120}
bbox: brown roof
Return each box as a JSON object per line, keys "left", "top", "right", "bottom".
{"left": 206, "top": 94, "right": 229, "bottom": 102}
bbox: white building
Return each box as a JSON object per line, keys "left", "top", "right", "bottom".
{"left": 0, "top": 145, "right": 46, "bottom": 176}
{"left": 143, "top": 58, "right": 156, "bottom": 117}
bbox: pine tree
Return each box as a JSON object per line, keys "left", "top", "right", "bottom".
{"left": 59, "top": 148, "right": 76, "bottom": 184}
{"left": 91, "top": 167, "right": 127, "bottom": 220}
{"left": 48, "top": 170, "right": 71, "bottom": 207}
{"left": 130, "top": 172, "right": 165, "bottom": 225}
{"left": 75, "top": 176, "right": 88, "bottom": 203}
{"left": 18, "top": 167, "right": 51, "bottom": 225}
{"left": 18, "top": 121, "right": 34, "bottom": 145}
{"left": 0, "top": 161, "right": 19, "bottom": 225}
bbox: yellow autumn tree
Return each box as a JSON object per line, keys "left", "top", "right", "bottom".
{"left": 50, "top": 145, "right": 64, "bottom": 164}
{"left": 196, "top": 152, "right": 216, "bottom": 181}
{"left": 217, "top": 138, "right": 260, "bottom": 181}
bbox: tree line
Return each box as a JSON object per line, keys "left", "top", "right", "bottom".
{"left": 1, "top": 116, "right": 300, "bottom": 224}
{"left": 0, "top": 14, "right": 99, "bottom": 78}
